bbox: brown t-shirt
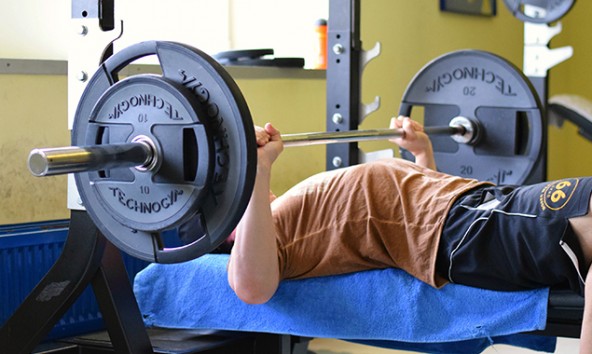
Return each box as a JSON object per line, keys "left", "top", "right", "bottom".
{"left": 271, "top": 158, "right": 489, "bottom": 288}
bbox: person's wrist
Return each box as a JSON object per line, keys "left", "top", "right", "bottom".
{"left": 415, "top": 146, "right": 433, "bottom": 159}
{"left": 415, "top": 140, "right": 433, "bottom": 156}
{"left": 257, "top": 160, "right": 273, "bottom": 176}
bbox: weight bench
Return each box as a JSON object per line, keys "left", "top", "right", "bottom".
{"left": 0, "top": 214, "right": 582, "bottom": 354}
{"left": 133, "top": 254, "right": 581, "bottom": 353}
{"left": 542, "top": 289, "right": 584, "bottom": 338}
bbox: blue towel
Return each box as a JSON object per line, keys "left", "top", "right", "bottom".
{"left": 133, "top": 254, "right": 555, "bottom": 353}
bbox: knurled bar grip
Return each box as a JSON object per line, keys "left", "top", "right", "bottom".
{"left": 27, "top": 125, "right": 466, "bottom": 177}
{"left": 28, "top": 143, "right": 152, "bottom": 177}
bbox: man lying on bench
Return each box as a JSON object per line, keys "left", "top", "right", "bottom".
{"left": 227, "top": 117, "right": 592, "bottom": 353}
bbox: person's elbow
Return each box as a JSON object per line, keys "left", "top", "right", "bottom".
{"left": 228, "top": 271, "right": 279, "bottom": 305}
{"left": 232, "top": 284, "right": 276, "bottom": 305}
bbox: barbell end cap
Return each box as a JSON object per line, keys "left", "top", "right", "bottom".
{"left": 449, "top": 116, "right": 481, "bottom": 145}
{"left": 28, "top": 149, "right": 50, "bottom": 177}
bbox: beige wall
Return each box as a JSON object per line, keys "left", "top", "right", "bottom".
{"left": 0, "top": 75, "right": 69, "bottom": 223}
{"left": 236, "top": 78, "right": 327, "bottom": 192}
{"left": 1, "top": 1, "right": 591, "bottom": 224}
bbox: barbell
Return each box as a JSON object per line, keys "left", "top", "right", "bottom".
{"left": 27, "top": 41, "right": 543, "bottom": 264}
{"left": 28, "top": 120, "right": 473, "bottom": 177}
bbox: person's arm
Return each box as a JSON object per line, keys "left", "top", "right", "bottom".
{"left": 580, "top": 265, "right": 592, "bottom": 353}
{"left": 389, "top": 116, "right": 436, "bottom": 170}
{"left": 227, "top": 123, "right": 283, "bottom": 304}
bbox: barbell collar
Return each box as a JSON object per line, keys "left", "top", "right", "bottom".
{"left": 448, "top": 116, "right": 480, "bottom": 145}
{"left": 28, "top": 140, "right": 154, "bottom": 177}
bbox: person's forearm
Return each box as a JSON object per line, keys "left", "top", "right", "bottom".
{"left": 227, "top": 167, "right": 280, "bottom": 304}
{"left": 414, "top": 145, "right": 436, "bottom": 171}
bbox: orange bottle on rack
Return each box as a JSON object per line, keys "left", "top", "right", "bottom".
{"left": 314, "top": 19, "right": 327, "bottom": 70}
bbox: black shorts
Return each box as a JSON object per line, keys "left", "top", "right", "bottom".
{"left": 435, "top": 177, "right": 592, "bottom": 295}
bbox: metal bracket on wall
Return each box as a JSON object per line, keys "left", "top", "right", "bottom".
{"left": 523, "top": 21, "right": 573, "bottom": 79}
{"left": 360, "top": 41, "right": 382, "bottom": 123}
{"left": 523, "top": 20, "right": 572, "bottom": 107}
{"left": 524, "top": 22, "right": 573, "bottom": 77}
{"left": 522, "top": 4, "right": 573, "bottom": 104}
{"left": 521, "top": 5, "right": 573, "bottom": 185}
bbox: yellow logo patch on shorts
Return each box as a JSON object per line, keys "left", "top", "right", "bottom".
{"left": 540, "top": 178, "right": 579, "bottom": 211}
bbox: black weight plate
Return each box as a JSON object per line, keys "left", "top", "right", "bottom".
{"left": 399, "top": 50, "right": 544, "bottom": 185}
{"left": 73, "top": 41, "right": 257, "bottom": 264}
{"left": 84, "top": 75, "right": 212, "bottom": 232}
{"left": 219, "top": 57, "right": 305, "bottom": 68}
{"left": 213, "top": 49, "right": 275, "bottom": 62}
{"left": 503, "top": 0, "right": 575, "bottom": 23}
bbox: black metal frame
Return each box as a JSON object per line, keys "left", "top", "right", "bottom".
{"left": 325, "top": 0, "right": 362, "bottom": 170}
{"left": 0, "top": 211, "right": 153, "bottom": 354}
{"left": 536, "top": 289, "right": 584, "bottom": 338}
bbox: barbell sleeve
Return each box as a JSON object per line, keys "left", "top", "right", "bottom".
{"left": 28, "top": 142, "right": 153, "bottom": 177}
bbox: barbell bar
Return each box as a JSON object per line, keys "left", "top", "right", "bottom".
{"left": 28, "top": 117, "right": 475, "bottom": 178}
{"left": 282, "top": 122, "right": 468, "bottom": 147}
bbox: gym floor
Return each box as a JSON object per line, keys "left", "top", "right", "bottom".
{"left": 308, "top": 337, "right": 581, "bottom": 353}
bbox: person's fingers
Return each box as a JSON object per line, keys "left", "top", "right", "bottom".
{"left": 394, "top": 116, "right": 407, "bottom": 129}
{"left": 264, "top": 123, "right": 282, "bottom": 141}
{"left": 389, "top": 117, "right": 407, "bottom": 143}
{"left": 255, "top": 125, "right": 271, "bottom": 146}
{"left": 408, "top": 119, "right": 424, "bottom": 132}
{"left": 402, "top": 118, "right": 418, "bottom": 140}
